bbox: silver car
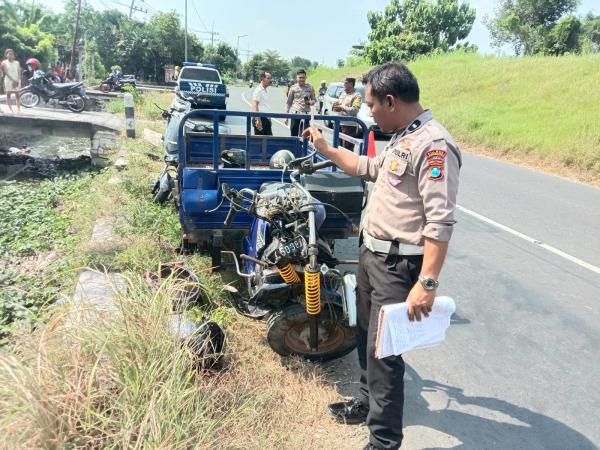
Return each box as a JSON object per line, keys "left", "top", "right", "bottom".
{"left": 356, "top": 102, "right": 393, "bottom": 137}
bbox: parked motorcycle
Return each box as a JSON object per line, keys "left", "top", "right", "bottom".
{"left": 220, "top": 150, "right": 358, "bottom": 361}
{"left": 20, "top": 70, "right": 87, "bottom": 113}
{"left": 99, "top": 73, "right": 136, "bottom": 93}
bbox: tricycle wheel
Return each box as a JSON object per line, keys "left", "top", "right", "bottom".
{"left": 266, "top": 304, "right": 356, "bottom": 362}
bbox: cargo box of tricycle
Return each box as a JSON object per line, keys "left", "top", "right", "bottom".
{"left": 175, "top": 109, "right": 369, "bottom": 255}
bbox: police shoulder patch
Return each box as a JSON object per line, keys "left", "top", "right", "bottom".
{"left": 425, "top": 148, "right": 447, "bottom": 181}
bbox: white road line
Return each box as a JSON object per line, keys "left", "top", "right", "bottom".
{"left": 240, "top": 91, "right": 289, "bottom": 129}
{"left": 457, "top": 205, "right": 600, "bottom": 275}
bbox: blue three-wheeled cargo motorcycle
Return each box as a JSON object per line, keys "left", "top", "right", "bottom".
{"left": 172, "top": 109, "right": 370, "bottom": 361}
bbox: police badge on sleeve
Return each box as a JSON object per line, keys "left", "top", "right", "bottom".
{"left": 426, "top": 149, "right": 447, "bottom": 181}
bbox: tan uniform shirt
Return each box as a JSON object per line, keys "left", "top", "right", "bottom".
{"left": 286, "top": 83, "right": 316, "bottom": 114}
{"left": 337, "top": 89, "right": 362, "bottom": 117}
{"left": 356, "top": 110, "right": 462, "bottom": 245}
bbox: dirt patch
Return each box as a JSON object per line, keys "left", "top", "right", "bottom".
{"left": 221, "top": 317, "right": 369, "bottom": 449}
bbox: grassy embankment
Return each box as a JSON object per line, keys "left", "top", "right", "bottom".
{"left": 309, "top": 51, "right": 600, "bottom": 184}
{"left": 0, "top": 91, "right": 367, "bottom": 449}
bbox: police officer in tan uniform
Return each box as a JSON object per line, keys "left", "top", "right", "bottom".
{"left": 303, "top": 62, "right": 461, "bottom": 450}
{"left": 285, "top": 68, "right": 316, "bottom": 137}
{"left": 333, "top": 76, "right": 362, "bottom": 149}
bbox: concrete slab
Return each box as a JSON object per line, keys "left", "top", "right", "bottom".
{"left": 142, "top": 128, "right": 163, "bottom": 147}
{"left": 71, "top": 270, "right": 126, "bottom": 312}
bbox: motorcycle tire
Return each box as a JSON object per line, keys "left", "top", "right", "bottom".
{"left": 66, "top": 94, "right": 85, "bottom": 113}
{"left": 20, "top": 91, "right": 40, "bottom": 108}
{"left": 100, "top": 83, "right": 111, "bottom": 93}
{"left": 152, "top": 171, "right": 174, "bottom": 204}
{"left": 266, "top": 303, "right": 356, "bottom": 362}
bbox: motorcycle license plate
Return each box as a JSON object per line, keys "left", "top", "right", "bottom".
{"left": 277, "top": 236, "right": 304, "bottom": 258}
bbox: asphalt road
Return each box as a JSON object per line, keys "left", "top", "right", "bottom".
{"left": 229, "top": 86, "right": 600, "bottom": 449}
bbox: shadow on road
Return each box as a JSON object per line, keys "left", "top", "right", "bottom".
{"left": 318, "top": 359, "right": 596, "bottom": 450}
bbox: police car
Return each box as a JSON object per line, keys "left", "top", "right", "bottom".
{"left": 173, "top": 62, "right": 228, "bottom": 111}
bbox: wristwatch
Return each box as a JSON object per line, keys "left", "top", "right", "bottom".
{"left": 418, "top": 275, "right": 439, "bottom": 291}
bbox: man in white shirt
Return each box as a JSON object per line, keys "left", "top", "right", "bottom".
{"left": 252, "top": 71, "right": 273, "bottom": 136}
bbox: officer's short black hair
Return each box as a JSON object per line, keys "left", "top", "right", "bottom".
{"left": 363, "top": 62, "right": 419, "bottom": 103}
{"left": 345, "top": 77, "right": 356, "bottom": 86}
{"left": 260, "top": 71, "right": 271, "bottom": 80}
{"left": 296, "top": 69, "right": 307, "bottom": 76}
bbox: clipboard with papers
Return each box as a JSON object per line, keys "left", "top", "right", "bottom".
{"left": 375, "top": 296, "right": 456, "bottom": 359}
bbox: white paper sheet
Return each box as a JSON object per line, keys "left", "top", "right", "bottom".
{"left": 375, "top": 296, "right": 456, "bottom": 359}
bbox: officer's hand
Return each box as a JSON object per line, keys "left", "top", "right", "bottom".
{"left": 406, "top": 283, "right": 435, "bottom": 321}
{"left": 284, "top": 118, "right": 288, "bottom": 125}
{"left": 302, "top": 126, "right": 328, "bottom": 154}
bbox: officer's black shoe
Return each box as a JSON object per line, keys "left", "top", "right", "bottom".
{"left": 328, "top": 398, "right": 369, "bottom": 424}
{"left": 362, "top": 444, "right": 385, "bottom": 450}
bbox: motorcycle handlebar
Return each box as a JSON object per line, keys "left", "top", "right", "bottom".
{"left": 312, "top": 160, "right": 335, "bottom": 171}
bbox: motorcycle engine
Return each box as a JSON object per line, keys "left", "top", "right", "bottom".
{"left": 256, "top": 183, "right": 306, "bottom": 220}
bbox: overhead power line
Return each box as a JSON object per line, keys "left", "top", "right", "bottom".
{"left": 190, "top": 0, "right": 209, "bottom": 32}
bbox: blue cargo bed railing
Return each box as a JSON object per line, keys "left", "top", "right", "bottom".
{"left": 177, "top": 110, "right": 369, "bottom": 241}
{"left": 178, "top": 109, "right": 370, "bottom": 168}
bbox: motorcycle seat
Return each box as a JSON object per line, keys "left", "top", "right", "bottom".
{"left": 54, "top": 82, "right": 83, "bottom": 88}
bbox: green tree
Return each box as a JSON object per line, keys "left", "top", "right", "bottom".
{"left": 364, "top": 0, "right": 476, "bottom": 64}
{"left": 486, "top": 0, "right": 579, "bottom": 55}
{"left": 242, "top": 50, "right": 290, "bottom": 81}
{"left": 543, "top": 15, "right": 582, "bottom": 55}
{"left": 289, "top": 56, "right": 314, "bottom": 78}
{"left": 581, "top": 13, "right": 600, "bottom": 53}
{"left": 203, "top": 42, "right": 238, "bottom": 75}
{"left": 0, "top": 1, "right": 56, "bottom": 66}
{"left": 144, "top": 12, "right": 203, "bottom": 82}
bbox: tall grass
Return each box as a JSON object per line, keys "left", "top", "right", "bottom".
{"left": 411, "top": 51, "right": 600, "bottom": 174}
{"left": 0, "top": 276, "right": 247, "bottom": 448}
{"left": 1, "top": 135, "right": 369, "bottom": 449}
{"left": 309, "top": 51, "right": 600, "bottom": 178}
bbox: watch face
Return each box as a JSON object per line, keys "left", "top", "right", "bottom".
{"left": 420, "top": 276, "right": 438, "bottom": 290}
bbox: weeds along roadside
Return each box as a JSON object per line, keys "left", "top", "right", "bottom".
{"left": 1, "top": 127, "right": 365, "bottom": 448}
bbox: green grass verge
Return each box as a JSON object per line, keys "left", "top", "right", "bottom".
{"left": 308, "top": 51, "right": 600, "bottom": 178}
{"left": 0, "top": 133, "right": 368, "bottom": 449}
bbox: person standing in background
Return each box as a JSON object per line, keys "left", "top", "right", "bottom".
{"left": 252, "top": 71, "right": 273, "bottom": 136}
{"left": 318, "top": 80, "right": 327, "bottom": 114}
{"left": 1, "top": 49, "right": 21, "bottom": 113}
{"left": 333, "top": 77, "right": 362, "bottom": 149}
{"left": 284, "top": 69, "right": 316, "bottom": 137}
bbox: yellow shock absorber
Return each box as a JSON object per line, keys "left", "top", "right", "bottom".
{"left": 304, "top": 269, "right": 321, "bottom": 315}
{"left": 278, "top": 263, "right": 301, "bottom": 284}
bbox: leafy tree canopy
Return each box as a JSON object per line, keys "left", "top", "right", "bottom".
{"left": 363, "top": 0, "right": 476, "bottom": 64}
{"left": 484, "top": 0, "right": 595, "bottom": 55}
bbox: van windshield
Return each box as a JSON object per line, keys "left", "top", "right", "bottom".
{"left": 180, "top": 67, "right": 221, "bottom": 83}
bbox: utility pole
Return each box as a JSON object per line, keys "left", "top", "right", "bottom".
{"left": 129, "top": 1, "right": 148, "bottom": 19}
{"left": 124, "top": 0, "right": 148, "bottom": 20}
{"left": 236, "top": 34, "right": 248, "bottom": 80}
{"left": 184, "top": 0, "right": 188, "bottom": 61}
{"left": 69, "top": 0, "right": 82, "bottom": 79}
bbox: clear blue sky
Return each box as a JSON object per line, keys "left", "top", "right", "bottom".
{"left": 80, "top": 0, "right": 599, "bottom": 65}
